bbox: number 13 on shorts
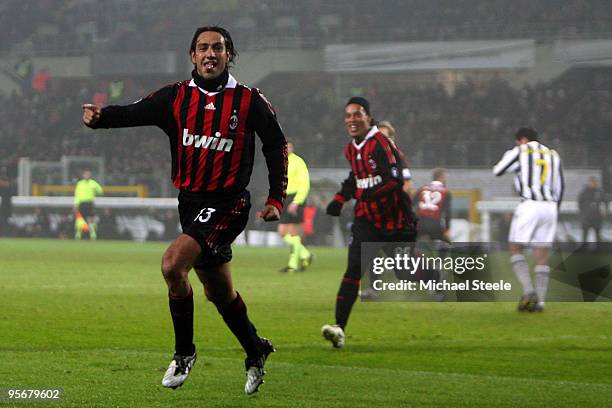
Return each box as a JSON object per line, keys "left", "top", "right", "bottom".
{"left": 194, "top": 207, "right": 216, "bottom": 223}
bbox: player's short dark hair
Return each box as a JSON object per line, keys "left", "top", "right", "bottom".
{"left": 515, "top": 127, "right": 538, "bottom": 141}
{"left": 189, "top": 26, "right": 238, "bottom": 66}
{"left": 346, "top": 96, "right": 375, "bottom": 125}
{"left": 346, "top": 96, "right": 370, "bottom": 115}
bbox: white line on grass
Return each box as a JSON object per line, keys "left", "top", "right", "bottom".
{"left": 6, "top": 348, "right": 610, "bottom": 390}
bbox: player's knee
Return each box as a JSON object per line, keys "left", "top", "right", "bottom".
{"left": 161, "top": 253, "right": 187, "bottom": 282}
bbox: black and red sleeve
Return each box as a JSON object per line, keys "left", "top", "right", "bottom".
{"left": 90, "top": 84, "right": 176, "bottom": 132}
{"left": 248, "top": 89, "right": 288, "bottom": 212}
{"left": 334, "top": 171, "right": 356, "bottom": 203}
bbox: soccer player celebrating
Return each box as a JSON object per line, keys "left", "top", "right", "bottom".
{"left": 322, "top": 97, "right": 417, "bottom": 348}
{"left": 82, "top": 26, "right": 287, "bottom": 395}
{"left": 493, "top": 128, "right": 564, "bottom": 312}
{"left": 278, "top": 141, "right": 313, "bottom": 272}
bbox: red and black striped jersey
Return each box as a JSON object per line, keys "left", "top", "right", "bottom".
{"left": 415, "top": 181, "right": 452, "bottom": 230}
{"left": 91, "top": 73, "right": 287, "bottom": 211}
{"left": 334, "top": 126, "right": 416, "bottom": 232}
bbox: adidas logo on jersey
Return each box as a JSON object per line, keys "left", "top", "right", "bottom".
{"left": 204, "top": 102, "right": 216, "bottom": 110}
{"left": 182, "top": 129, "right": 233, "bottom": 152}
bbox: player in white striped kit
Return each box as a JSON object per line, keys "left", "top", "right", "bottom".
{"left": 493, "top": 128, "right": 564, "bottom": 312}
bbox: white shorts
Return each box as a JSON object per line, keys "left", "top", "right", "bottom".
{"left": 508, "top": 200, "right": 558, "bottom": 247}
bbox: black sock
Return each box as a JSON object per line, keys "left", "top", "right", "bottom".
{"left": 216, "top": 292, "right": 261, "bottom": 359}
{"left": 169, "top": 288, "right": 194, "bottom": 356}
{"left": 335, "top": 277, "right": 360, "bottom": 330}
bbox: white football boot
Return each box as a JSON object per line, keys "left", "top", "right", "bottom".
{"left": 244, "top": 337, "right": 275, "bottom": 395}
{"left": 321, "top": 324, "right": 345, "bottom": 348}
{"left": 161, "top": 347, "right": 197, "bottom": 389}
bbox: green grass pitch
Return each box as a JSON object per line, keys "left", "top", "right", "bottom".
{"left": 0, "top": 238, "right": 610, "bottom": 407}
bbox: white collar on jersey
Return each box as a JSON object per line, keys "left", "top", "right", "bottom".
{"left": 188, "top": 74, "right": 238, "bottom": 95}
{"left": 352, "top": 126, "right": 379, "bottom": 150}
{"left": 431, "top": 180, "right": 444, "bottom": 186}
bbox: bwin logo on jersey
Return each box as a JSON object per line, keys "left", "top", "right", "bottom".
{"left": 356, "top": 175, "right": 382, "bottom": 189}
{"left": 182, "top": 129, "right": 233, "bottom": 152}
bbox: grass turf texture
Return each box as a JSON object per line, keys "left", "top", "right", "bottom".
{"left": 0, "top": 238, "right": 610, "bottom": 407}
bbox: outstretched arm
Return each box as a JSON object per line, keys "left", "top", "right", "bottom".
{"left": 82, "top": 84, "right": 175, "bottom": 130}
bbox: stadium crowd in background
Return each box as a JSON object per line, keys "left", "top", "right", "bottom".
{"left": 1, "top": 69, "right": 610, "bottom": 191}
{"left": 2, "top": 0, "right": 612, "bottom": 56}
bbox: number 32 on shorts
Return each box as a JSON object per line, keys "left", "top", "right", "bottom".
{"left": 194, "top": 207, "right": 216, "bottom": 223}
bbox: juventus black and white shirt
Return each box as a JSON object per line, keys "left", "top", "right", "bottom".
{"left": 493, "top": 141, "right": 564, "bottom": 204}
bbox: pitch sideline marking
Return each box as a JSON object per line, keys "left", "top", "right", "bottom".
{"left": 2, "top": 348, "right": 610, "bottom": 389}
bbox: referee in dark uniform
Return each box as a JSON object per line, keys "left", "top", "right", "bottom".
{"left": 82, "top": 26, "right": 287, "bottom": 395}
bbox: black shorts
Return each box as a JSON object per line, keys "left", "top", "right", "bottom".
{"left": 345, "top": 218, "right": 417, "bottom": 280}
{"left": 178, "top": 190, "right": 251, "bottom": 269}
{"left": 279, "top": 194, "right": 304, "bottom": 224}
{"left": 78, "top": 202, "right": 95, "bottom": 218}
{"left": 417, "top": 217, "right": 445, "bottom": 241}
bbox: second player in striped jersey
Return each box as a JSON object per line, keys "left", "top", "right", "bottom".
{"left": 493, "top": 127, "right": 564, "bottom": 312}
{"left": 322, "top": 97, "right": 417, "bottom": 348}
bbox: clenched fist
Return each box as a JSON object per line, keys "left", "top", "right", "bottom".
{"left": 82, "top": 104, "right": 101, "bottom": 127}
{"left": 256, "top": 204, "right": 280, "bottom": 222}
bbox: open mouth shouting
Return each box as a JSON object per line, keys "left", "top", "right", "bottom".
{"left": 203, "top": 59, "right": 217, "bottom": 73}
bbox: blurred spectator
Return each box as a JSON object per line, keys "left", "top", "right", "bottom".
{"left": 0, "top": 166, "right": 13, "bottom": 236}
{"left": 28, "top": 208, "right": 51, "bottom": 238}
{"left": 31, "top": 68, "right": 50, "bottom": 93}
{"left": 578, "top": 177, "right": 608, "bottom": 243}
{"left": 97, "top": 208, "right": 129, "bottom": 240}
{"left": 13, "top": 55, "right": 33, "bottom": 94}
{"left": 0, "top": 67, "right": 610, "bottom": 195}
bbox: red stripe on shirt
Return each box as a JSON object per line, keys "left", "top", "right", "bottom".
{"left": 182, "top": 88, "right": 201, "bottom": 188}
{"left": 208, "top": 88, "right": 235, "bottom": 190}
{"left": 172, "top": 85, "right": 186, "bottom": 187}
{"left": 223, "top": 88, "right": 252, "bottom": 188}
{"left": 192, "top": 94, "right": 215, "bottom": 191}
